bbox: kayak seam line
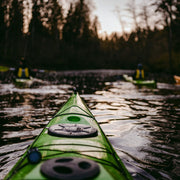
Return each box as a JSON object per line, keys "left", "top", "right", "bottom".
{"left": 97, "top": 125, "right": 130, "bottom": 177}
{"left": 37, "top": 149, "right": 113, "bottom": 157}
{"left": 56, "top": 105, "right": 93, "bottom": 118}
{"left": 13, "top": 152, "right": 122, "bottom": 175}
{"left": 5, "top": 154, "right": 28, "bottom": 180}
{"left": 56, "top": 105, "right": 90, "bottom": 115}
{"left": 42, "top": 153, "right": 121, "bottom": 171}
{"left": 36, "top": 143, "right": 112, "bottom": 152}
{"left": 54, "top": 112, "right": 95, "bottom": 119}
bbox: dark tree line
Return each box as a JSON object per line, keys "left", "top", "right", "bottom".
{"left": 0, "top": 0, "right": 180, "bottom": 73}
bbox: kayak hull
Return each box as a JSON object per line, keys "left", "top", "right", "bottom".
{"left": 5, "top": 93, "right": 132, "bottom": 180}
{"left": 0, "top": 65, "right": 9, "bottom": 72}
{"left": 133, "top": 79, "right": 156, "bottom": 86}
{"left": 14, "top": 77, "right": 33, "bottom": 88}
{"left": 174, "top": 75, "right": 180, "bottom": 84}
{"left": 123, "top": 74, "right": 156, "bottom": 87}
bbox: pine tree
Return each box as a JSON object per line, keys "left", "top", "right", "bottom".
{"left": 8, "top": 0, "right": 24, "bottom": 56}
{"left": 0, "top": 0, "right": 7, "bottom": 56}
{"left": 9, "top": 0, "right": 24, "bottom": 39}
{"left": 62, "top": 0, "right": 92, "bottom": 43}
{"left": 47, "top": 0, "right": 63, "bottom": 40}
{"left": 153, "top": 0, "right": 179, "bottom": 73}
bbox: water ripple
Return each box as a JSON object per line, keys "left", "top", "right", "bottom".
{"left": 0, "top": 70, "right": 180, "bottom": 179}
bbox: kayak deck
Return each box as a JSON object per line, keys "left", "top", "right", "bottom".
{"left": 14, "top": 77, "right": 33, "bottom": 88}
{"left": 5, "top": 93, "right": 132, "bottom": 180}
{"left": 123, "top": 74, "right": 156, "bottom": 87}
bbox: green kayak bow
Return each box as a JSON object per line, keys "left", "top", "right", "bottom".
{"left": 5, "top": 93, "right": 132, "bottom": 180}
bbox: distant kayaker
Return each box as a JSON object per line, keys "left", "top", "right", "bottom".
{"left": 134, "top": 63, "right": 144, "bottom": 80}
{"left": 15, "top": 57, "right": 31, "bottom": 79}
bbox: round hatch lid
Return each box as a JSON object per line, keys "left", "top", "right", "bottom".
{"left": 48, "top": 123, "right": 98, "bottom": 138}
{"left": 41, "top": 157, "right": 100, "bottom": 180}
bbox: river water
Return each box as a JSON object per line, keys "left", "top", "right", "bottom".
{"left": 0, "top": 70, "right": 180, "bottom": 180}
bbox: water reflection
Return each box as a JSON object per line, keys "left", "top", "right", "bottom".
{"left": 0, "top": 70, "right": 180, "bottom": 179}
{"left": 82, "top": 79, "right": 180, "bottom": 179}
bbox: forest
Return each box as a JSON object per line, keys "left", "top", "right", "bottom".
{"left": 0, "top": 0, "right": 180, "bottom": 73}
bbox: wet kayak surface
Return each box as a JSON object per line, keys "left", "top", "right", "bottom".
{"left": 0, "top": 70, "right": 180, "bottom": 179}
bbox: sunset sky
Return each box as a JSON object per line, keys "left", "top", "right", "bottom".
{"left": 61, "top": 0, "right": 158, "bottom": 36}
{"left": 93, "top": 0, "right": 131, "bottom": 35}
{"left": 92, "top": 0, "right": 152, "bottom": 35}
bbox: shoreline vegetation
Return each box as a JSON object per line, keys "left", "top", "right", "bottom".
{"left": 0, "top": 0, "right": 180, "bottom": 73}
